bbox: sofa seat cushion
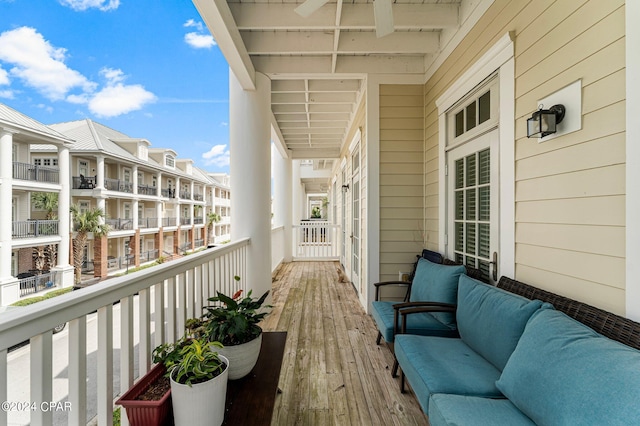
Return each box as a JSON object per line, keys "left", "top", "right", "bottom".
{"left": 456, "top": 275, "right": 547, "bottom": 371}
{"left": 371, "top": 301, "right": 457, "bottom": 343}
{"left": 428, "top": 394, "right": 536, "bottom": 426}
{"left": 409, "top": 259, "right": 466, "bottom": 326}
{"left": 395, "top": 335, "right": 504, "bottom": 414}
{"left": 496, "top": 309, "right": 640, "bottom": 425}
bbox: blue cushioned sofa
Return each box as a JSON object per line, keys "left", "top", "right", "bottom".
{"left": 394, "top": 275, "right": 640, "bottom": 425}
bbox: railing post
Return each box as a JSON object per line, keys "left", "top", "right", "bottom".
{"left": 97, "top": 306, "right": 113, "bottom": 426}
{"left": 0, "top": 349, "right": 6, "bottom": 426}
{"left": 138, "top": 289, "right": 151, "bottom": 376}
{"left": 30, "top": 331, "right": 53, "bottom": 426}
{"left": 68, "top": 317, "right": 87, "bottom": 426}
{"left": 120, "top": 295, "right": 134, "bottom": 426}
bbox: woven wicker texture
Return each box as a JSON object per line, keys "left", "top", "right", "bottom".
{"left": 497, "top": 277, "right": 640, "bottom": 351}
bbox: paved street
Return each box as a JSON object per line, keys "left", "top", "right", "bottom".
{"left": 6, "top": 297, "right": 143, "bottom": 426}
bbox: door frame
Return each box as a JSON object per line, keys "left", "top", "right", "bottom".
{"left": 436, "top": 33, "right": 515, "bottom": 279}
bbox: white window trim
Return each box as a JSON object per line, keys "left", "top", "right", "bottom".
{"left": 437, "top": 32, "right": 515, "bottom": 279}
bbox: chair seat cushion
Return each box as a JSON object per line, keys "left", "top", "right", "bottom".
{"left": 496, "top": 309, "right": 640, "bottom": 425}
{"left": 428, "top": 394, "right": 535, "bottom": 426}
{"left": 371, "top": 301, "right": 457, "bottom": 343}
{"left": 395, "top": 335, "right": 504, "bottom": 414}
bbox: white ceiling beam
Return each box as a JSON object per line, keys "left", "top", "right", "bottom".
{"left": 276, "top": 113, "right": 351, "bottom": 121}
{"left": 253, "top": 56, "right": 333, "bottom": 75}
{"left": 193, "top": 0, "right": 255, "bottom": 90}
{"left": 289, "top": 148, "right": 341, "bottom": 159}
{"left": 308, "top": 80, "right": 361, "bottom": 92}
{"left": 335, "top": 55, "right": 425, "bottom": 74}
{"left": 279, "top": 121, "right": 348, "bottom": 129}
{"left": 243, "top": 31, "right": 334, "bottom": 55}
{"left": 254, "top": 55, "right": 424, "bottom": 75}
{"left": 282, "top": 128, "right": 345, "bottom": 135}
{"left": 243, "top": 30, "right": 439, "bottom": 55}
{"left": 231, "top": 4, "right": 458, "bottom": 30}
{"left": 337, "top": 32, "right": 440, "bottom": 54}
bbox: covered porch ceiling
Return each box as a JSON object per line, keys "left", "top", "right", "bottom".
{"left": 193, "top": 0, "right": 489, "bottom": 161}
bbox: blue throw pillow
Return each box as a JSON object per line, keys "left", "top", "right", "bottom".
{"left": 496, "top": 309, "right": 640, "bottom": 425}
{"left": 456, "top": 275, "right": 545, "bottom": 371}
{"left": 409, "top": 258, "right": 466, "bottom": 326}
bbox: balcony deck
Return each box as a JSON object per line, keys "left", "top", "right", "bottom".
{"left": 263, "top": 261, "right": 428, "bottom": 425}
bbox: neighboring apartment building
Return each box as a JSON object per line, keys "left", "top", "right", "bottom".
{"left": 0, "top": 104, "right": 231, "bottom": 306}
{"left": 0, "top": 104, "right": 74, "bottom": 306}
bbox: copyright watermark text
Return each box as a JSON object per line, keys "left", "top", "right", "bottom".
{"left": 1, "top": 401, "right": 72, "bottom": 412}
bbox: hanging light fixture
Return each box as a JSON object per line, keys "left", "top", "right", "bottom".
{"left": 527, "top": 104, "right": 566, "bottom": 138}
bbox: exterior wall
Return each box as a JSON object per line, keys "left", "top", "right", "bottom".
{"left": 379, "top": 85, "right": 425, "bottom": 285}
{"left": 423, "top": 0, "right": 626, "bottom": 314}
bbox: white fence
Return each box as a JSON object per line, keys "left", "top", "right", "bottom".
{"left": 293, "top": 221, "right": 340, "bottom": 260}
{"left": 0, "top": 238, "right": 249, "bottom": 426}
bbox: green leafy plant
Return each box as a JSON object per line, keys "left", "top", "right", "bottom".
{"left": 153, "top": 335, "right": 225, "bottom": 387}
{"left": 203, "top": 276, "right": 271, "bottom": 346}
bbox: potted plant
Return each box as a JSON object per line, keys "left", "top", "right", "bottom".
{"left": 202, "top": 276, "right": 271, "bottom": 379}
{"left": 115, "top": 363, "right": 172, "bottom": 426}
{"left": 167, "top": 337, "right": 229, "bottom": 426}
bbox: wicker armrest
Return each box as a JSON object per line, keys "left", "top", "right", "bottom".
{"left": 395, "top": 303, "right": 456, "bottom": 334}
{"left": 374, "top": 280, "right": 411, "bottom": 301}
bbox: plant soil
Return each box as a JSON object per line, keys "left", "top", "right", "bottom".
{"left": 136, "top": 376, "right": 170, "bottom": 401}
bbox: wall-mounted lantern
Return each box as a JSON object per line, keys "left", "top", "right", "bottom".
{"left": 527, "top": 104, "right": 566, "bottom": 138}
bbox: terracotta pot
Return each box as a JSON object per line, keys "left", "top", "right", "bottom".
{"left": 115, "top": 363, "right": 172, "bottom": 426}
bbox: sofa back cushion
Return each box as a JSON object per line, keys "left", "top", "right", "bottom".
{"left": 409, "top": 259, "right": 466, "bottom": 326}
{"left": 496, "top": 308, "right": 640, "bottom": 424}
{"left": 456, "top": 275, "right": 545, "bottom": 371}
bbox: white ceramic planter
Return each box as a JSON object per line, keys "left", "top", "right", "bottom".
{"left": 217, "top": 333, "right": 262, "bottom": 380}
{"left": 170, "top": 354, "right": 229, "bottom": 426}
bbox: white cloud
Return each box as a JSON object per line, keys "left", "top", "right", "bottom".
{"left": 59, "top": 0, "right": 120, "bottom": 11}
{"left": 0, "top": 27, "right": 96, "bottom": 100}
{"left": 0, "top": 90, "right": 14, "bottom": 99}
{"left": 0, "top": 66, "right": 9, "bottom": 85}
{"left": 183, "top": 19, "right": 204, "bottom": 32}
{"left": 184, "top": 32, "right": 216, "bottom": 49}
{"left": 202, "top": 144, "right": 230, "bottom": 167}
{"left": 87, "top": 68, "right": 156, "bottom": 117}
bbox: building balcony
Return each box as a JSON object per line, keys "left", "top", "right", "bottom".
{"left": 179, "top": 190, "right": 191, "bottom": 199}
{"left": 12, "top": 162, "right": 59, "bottom": 184}
{"left": 162, "top": 217, "right": 177, "bottom": 227}
{"left": 72, "top": 175, "right": 97, "bottom": 189}
{"left": 0, "top": 244, "right": 427, "bottom": 425}
{"left": 137, "top": 184, "right": 157, "bottom": 196}
{"left": 161, "top": 188, "right": 176, "bottom": 198}
{"left": 139, "top": 249, "right": 159, "bottom": 263}
{"left": 16, "top": 271, "right": 56, "bottom": 298}
{"left": 180, "top": 217, "right": 191, "bottom": 226}
{"left": 193, "top": 193, "right": 204, "bottom": 201}
{"left": 103, "top": 178, "right": 132, "bottom": 193}
{"left": 193, "top": 217, "right": 204, "bottom": 225}
{"left": 105, "top": 218, "right": 134, "bottom": 231}
{"left": 12, "top": 220, "right": 59, "bottom": 239}
{"left": 138, "top": 217, "right": 159, "bottom": 228}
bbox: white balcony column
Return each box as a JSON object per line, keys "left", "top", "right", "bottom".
{"left": 157, "top": 202, "right": 163, "bottom": 226}
{"left": 272, "top": 144, "right": 293, "bottom": 262}
{"left": 97, "top": 196, "right": 106, "bottom": 225}
{"left": 156, "top": 171, "right": 162, "bottom": 197}
{"left": 230, "top": 70, "right": 272, "bottom": 297}
{"left": 95, "top": 155, "right": 105, "bottom": 189}
{"left": 190, "top": 181, "right": 194, "bottom": 200}
{"left": 0, "top": 129, "right": 19, "bottom": 302}
{"left": 292, "top": 159, "right": 302, "bottom": 224}
{"left": 53, "top": 145, "right": 74, "bottom": 288}
{"left": 176, "top": 177, "right": 181, "bottom": 199}
{"left": 132, "top": 164, "right": 138, "bottom": 195}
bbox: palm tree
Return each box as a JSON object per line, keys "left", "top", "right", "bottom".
{"left": 70, "top": 205, "right": 109, "bottom": 284}
{"left": 206, "top": 211, "right": 222, "bottom": 243}
{"left": 32, "top": 192, "right": 59, "bottom": 271}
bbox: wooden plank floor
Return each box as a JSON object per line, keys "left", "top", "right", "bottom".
{"left": 262, "top": 261, "right": 429, "bottom": 425}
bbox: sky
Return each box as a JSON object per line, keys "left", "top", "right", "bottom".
{"left": 0, "top": 0, "right": 232, "bottom": 173}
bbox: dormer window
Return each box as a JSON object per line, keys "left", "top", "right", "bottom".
{"left": 165, "top": 154, "right": 175, "bottom": 168}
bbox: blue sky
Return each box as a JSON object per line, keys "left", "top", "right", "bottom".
{"left": 0, "top": 0, "right": 231, "bottom": 172}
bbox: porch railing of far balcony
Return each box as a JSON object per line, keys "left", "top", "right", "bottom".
{"left": 0, "top": 238, "right": 249, "bottom": 426}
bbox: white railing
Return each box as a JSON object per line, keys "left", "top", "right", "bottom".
{"left": 0, "top": 238, "right": 249, "bottom": 426}
{"left": 293, "top": 221, "right": 340, "bottom": 260}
